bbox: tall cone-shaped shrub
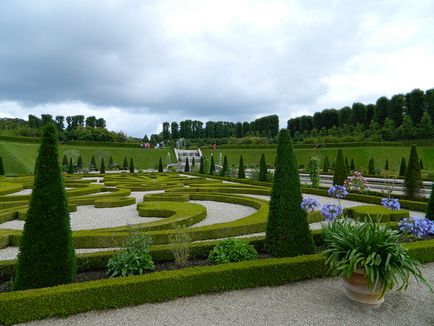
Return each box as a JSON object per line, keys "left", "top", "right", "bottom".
{"left": 345, "top": 157, "right": 350, "bottom": 174}
{"left": 426, "top": 184, "right": 434, "bottom": 221}
{"left": 199, "top": 157, "right": 204, "bottom": 174}
{"left": 238, "top": 155, "right": 245, "bottom": 179}
{"left": 129, "top": 158, "right": 135, "bottom": 173}
{"left": 368, "top": 158, "right": 375, "bottom": 175}
{"left": 67, "top": 158, "right": 74, "bottom": 174}
{"left": 123, "top": 157, "right": 128, "bottom": 170}
{"left": 258, "top": 153, "right": 267, "bottom": 182}
{"left": 77, "top": 156, "right": 83, "bottom": 170}
{"left": 404, "top": 145, "right": 422, "bottom": 199}
{"left": 61, "top": 154, "right": 68, "bottom": 169}
{"left": 322, "top": 156, "right": 330, "bottom": 173}
{"left": 0, "top": 157, "right": 4, "bottom": 175}
{"left": 100, "top": 158, "right": 105, "bottom": 174}
{"left": 108, "top": 156, "right": 113, "bottom": 170}
{"left": 333, "top": 149, "right": 347, "bottom": 185}
{"left": 420, "top": 159, "right": 424, "bottom": 170}
{"left": 191, "top": 157, "right": 195, "bottom": 170}
{"left": 265, "top": 129, "right": 315, "bottom": 257}
{"left": 209, "top": 155, "right": 215, "bottom": 175}
{"left": 184, "top": 157, "right": 190, "bottom": 172}
{"left": 399, "top": 157, "right": 406, "bottom": 176}
{"left": 220, "top": 155, "right": 228, "bottom": 176}
{"left": 158, "top": 158, "right": 163, "bottom": 172}
{"left": 350, "top": 158, "right": 355, "bottom": 171}
{"left": 384, "top": 159, "right": 389, "bottom": 170}
{"left": 13, "top": 123, "right": 76, "bottom": 290}
{"left": 91, "top": 155, "right": 97, "bottom": 170}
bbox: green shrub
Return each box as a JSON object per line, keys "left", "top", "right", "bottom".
{"left": 399, "top": 157, "right": 406, "bottom": 176}
{"left": 91, "top": 155, "right": 97, "bottom": 170}
{"left": 108, "top": 156, "right": 114, "bottom": 169}
{"left": 123, "top": 156, "right": 128, "bottom": 170}
{"left": 100, "top": 158, "right": 105, "bottom": 174}
{"left": 368, "top": 157, "right": 375, "bottom": 175}
{"left": 77, "top": 156, "right": 83, "bottom": 170}
{"left": 322, "top": 156, "right": 330, "bottom": 173}
{"left": 307, "top": 156, "right": 320, "bottom": 188}
{"left": 61, "top": 154, "right": 68, "bottom": 170}
{"left": 426, "top": 184, "right": 434, "bottom": 221}
{"left": 404, "top": 145, "right": 423, "bottom": 199}
{"left": 209, "top": 238, "right": 257, "bottom": 264}
{"left": 420, "top": 158, "right": 424, "bottom": 170}
{"left": 199, "top": 156, "right": 204, "bottom": 174}
{"left": 67, "top": 158, "right": 74, "bottom": 174}
{"left": 94, "top": 197, "right": 136, "bottom": 208}
{"left": 384, "top": 159, "right": 389, "bottom": 170}
{"left": 350, "top": 158, "right": 355, "bottom": 171}
{"left": 107, "top": 232, "right": 155, "bottom": 277}
{"left": 333, "top": 149, "right": 347, "bottom": 185}
{"left": 168, "top": 225, "right": 191, "bottom": 266}
{"left": 238, "top": 155, "right": 246, "bottom": 179}
{"left": 13, "top": 123, "right": 76, "bottom": 290}
{"left": 209, "top": 155, "right": 215, "bottom": 175}
{"left": 158, "top": 158, "right": 163, "bottom": 172}
{"left": 129, "top": 158, "right": 135, "bottom": 173}
{"left": 0, "top": 157, "right": 4, "bottom": 175}
{"left": 258, "top": 153, "right": 267, "bottom": 182}
{"left": 184, "top": 157, "right": 190, "bottom": 172}
{"left": 220, "top": 155, "right": 228, "bottom": 176}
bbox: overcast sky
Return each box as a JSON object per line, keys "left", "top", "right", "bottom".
{"left": 0, "top": 0, "right": 433, "bottom": 137}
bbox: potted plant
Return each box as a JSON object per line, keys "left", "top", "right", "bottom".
{"left": 321, "top": 218, "right": 431, "bottom": 308}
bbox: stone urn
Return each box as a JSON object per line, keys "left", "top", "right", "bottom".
{"left": 342, "top": 268, "right": 384, "bottom": 308}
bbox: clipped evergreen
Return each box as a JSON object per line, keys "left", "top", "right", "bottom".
{"left": 399, "top": 157, "right": 406, "bottom": 177}
{"left": 129, "top": 158, "right": 135, "bottom": 173}
{"left": 61, "top": 154, "right": 68, "bottom": 169}
{"left": 350, "top": 158, "right": 355, "bottom": 171}
{"left": 220, "top": 155, "right": 228, "bottom": 176}
{"left": 199, "top": 157, "right": 204, "bottom": 174}
{"left": 108, "top": 156, "right": 114, "bottom": 170}
{"left": 404, "top": 145, "right": 422, "bottom": 199}
{"left": 333, "top": 149, "right": 347, "bottom": 185}
{"left": 238, "top": 155, "right": 246, "bottom": 179}
{"left": 322, "top": 156, "right": 330, "bottom": 173}
{"left": 426, "top": 184, "right": 434, "bottom": 221}
{"left": 191, "top": 157, "right": 195, "bottom": 170}
{"left": 385, "top": 159, "right": 389, "bottom": 170}
{"left": 184, "top": 157, "right": 190, "bottom": 172}
{"left": 158, "top": 158, "right": 163, "bottom": 172}
{"left": 258, "top": 153, "right": 268, "bottom": 182}
{"left": 77, "top": 156, "right": 83, "bottom": 170}
{"left": 13, "top": 123, "right": 76, "bottom": 290}
{"left": 100, "top": 158, "right": 105, "bottom": 174}
{"left": 67, "top": 158, "right": 74, "bottom": 174}
{"left": 123, "top": 157, "right": 128, "bottom": 170}
{"left": 345, "top": 157, "right": 350, "bottom": 174}
{"left": 209, "top": 155, "right": 215, "bottom": 175}
{"left": 90, "top": 155, "right": 97, "bottom": 170}
{"left": 368, "top": 158, "right": 375, "bottom": 175}
{"left": 420, "top": 159, "right": 424, "bottom": 170}
{"left": 265, "top": 129, "right": 315, "bottom": 257}
{"left": 0, "top": 157, "right": 4, "bottom": 175}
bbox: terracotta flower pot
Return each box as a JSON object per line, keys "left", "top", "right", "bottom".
{"left": 342, "top": 268, "right": 384, "bottom": 308}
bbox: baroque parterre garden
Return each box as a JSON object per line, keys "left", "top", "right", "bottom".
{"left": 0, "top": 126, "right": 433, "bottom": 325}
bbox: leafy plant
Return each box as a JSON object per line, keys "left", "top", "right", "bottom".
{"left": 168, "top": 225, "right": 191, "bottom": 266}
{"left": 208, "top": 238, "right": 257, "bottom": 264}
{"left": 322, "top": 218, "right": 431, "bottom": 297}
{"left": 107, "top": 232, "right": 155, "bottom": 277}
{"left": 307, "top": 156, "right": 320, "bottom": 188}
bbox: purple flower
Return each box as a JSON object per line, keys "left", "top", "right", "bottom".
{"left": 328, "top": 185, "right": 348, "bottom": 199}
{"left": 301, "top": 198, "right": 320, "bottom": 213}
{"left": 398, "top": 216, "right": 434, "bottom": 238}
{"left": 381, "top": 198, "right": 400, "bottom": 210}
{"left": 320, "top": 204, "right": 343, "bottom": 221}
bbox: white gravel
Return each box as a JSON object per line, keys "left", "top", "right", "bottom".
{"left": 19, "top": 263, "right": 434, "bottom": 326}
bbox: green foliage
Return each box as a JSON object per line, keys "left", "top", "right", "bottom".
{"left": 184, "top": 157, "right": 190, "bottom": 172}
{"left": 158, "top": 158, "right": 163, "bottom": 172}
{"left": 426, "top": 184, "right": 434, "bottom": 221}
{"left": 107, "top": 232, "right": 155, "bottom": 277}
{"left": 61, "top": 154, "right": 68, "bottom": 168}
{"left": 77, "top": 155, "right": 83, "bottom": 169}
{"left": 404, "top": 145, "right": 423, "bottom": 199}
{"left": 220, "top": 155, "right": 228, "bottom": 176}
{"left": 368, "top": 157, "right": 375, "bottom": 175}
{"left": 322, "top": 219, "right": 430, "bottom": 297}
{"left": 208, "top": 238, "right": 257, "bottom": 264}
{"left": 90, "top": 155, "right": 96, "bottom": 170}
{"left": 199, "top": 156, "right": 204, "bottom": 174}
{"left": 108, "top": 156, "right": 114, "bottom": 169}
{"left": 350, "top": 158, "right": 355, "bottom": 171}
{"left": 343, "top": 205, "right": 409, "bottom": 222}
{"left": 265, "top": 129, "right": 315, "bottom": 257}
{"left": 129, "top": 158, "right": 134, "bottom": 173}
{"left": 258, "top": 153, "right": 268, "bottom": 182}
{"left": 399, "top": 157, "right": 406, "bottom": 176}
{"left": 345, "top": 157, "right": 350, "bottom": 174}
{"left": 384, "top": 159, "right": 389, "bottom": 170}
{"left": 123, "top": 156, "right": 128, "bottom": 170}
{"left": 167, "top": 225, "right": 191, "bottom": 266}
{"left": 100, "top": 158, "right": 105, "bottom": 174}
{"left": 420, "top": 158, "right": 424, "bottom": 169}
{"left": 13, "top": 123, "right": 76, "bottom": 290}
{"left": 307, "top": 156, "right": 320, "bottom": 188}
{"left": 191, "top": 157, "right": 195, "bottom": 170}
{"left": 0, "top": 157, "right": 4, "bottom": 175}
{"left": 67, "top": 158, "right": 74, "bottom": 174}
{"left": 238, "top": 155, "right": 245, "bottom": 179}
{"left": 333, "top": 149, "right": 347, "bottom": 185}
{"left": 209, "top": 155, "right": 215, "bottom": 175}
{"left": 322, "top": 156, "right": 330, "bottom": 173}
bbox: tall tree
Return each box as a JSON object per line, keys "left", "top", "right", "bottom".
{"left": 405, "top": 89, "right": 425, "bottom": 125}
{"left": 258, "top": 153, "right": 268, "bottom": 182}
{"left": 419, "top": 111, "right": 433, "bottom": 143}
{"left": 389, "top": 94, "right": 405, "bottom": 127}
{"left": 85, "top": 116, "right": 97, "bottom": 128}
{"left": 162, "top": 122, "right": 170, "bottom": 141}
{"left": 374, "top": 96, "right": 390, "bottom": 126}
{"left": 171, "top": 122, "right": 179, "bottom": 139}
{"left": 13, "top": 123, "right": 76, "bottom": 290}
{"left": 265, "top": 129, "right": 315, "bottom": 257}
{"left": 404, "top": 145, "right": 422, "bottom": 199}
{"left": 351, "top": 102, "right": 367, "bottom": 126}
{"left": 400, "top": 115, "right": 415, "bottom": 144}
{"left": 238, "top": 155, "right": 246, "bottom": 179}
{"left": 333, "top": 149, "right": 347, "bottom": 185}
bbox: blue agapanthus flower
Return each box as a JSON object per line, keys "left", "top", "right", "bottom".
{"left": 381, "top": 198, "right": 401, "bottom": 210}
{"left": 320, "top": 204, "right": 343, "bottom": 221}
{"left": 301, "top": 198, "right": 320, "bottom": 213}
{"left": 398, "top": 216, "right": 434, "bottom": 238}
{"left": 328, "top": 185, "right": 348, "bottom": 199}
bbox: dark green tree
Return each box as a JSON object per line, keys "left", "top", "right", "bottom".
{"left": 322, "top": 156, "right": 330, "bottom": 173}
{"left": 0, "top": 157, "right": 4, "bottom": 175}
{"left": 384, "top": 159, "right": 389, "bottom": 170}
{"left": 191, "top": 157, "right": 195, "bottom": 170}
{"left": 100, "top": 158, "right": 105, "bottom": 174}
{"left": 67, "top": 158, "right": 74, "bottom": 174}
{"left": 77, "top": 156, "right": 83, "bottom": 170}
{"left": 368, "top": 158, "right": 375, "bottom": 175}
{"left": 220, "top": 155, "right": 228, "bottom": 176}
{"left": 238, "top": 155, "right": 245, "bottom": 179}
{"left": 350, "top": 158, "right": 355, "bottom": 171}
{"left": 158, "top": 158, "right": 163, "bottom": 172}
{"left": 13, "top": 123, "right": 76, "bottom": 290}
{"left": 91, "top": 155, "right": 97, "bottom": 170}
{"left": 333, "top": 149, "right": 347, "bottom": 185}
{"left": 399, "top": 157, "right": 406, "bottom": 177}
{"left": 426, "top": 184, "right": 434, "bottom": 221}
{"left": 123, "top": 156, "right": 128, "bottom": 170}
{"left": 61, "top": 154, "right": 68, "bottom": 169}
{"left": 258, "top": 153, "right": 268, "bottom": 182}
{"left": 345, "top": 157, "right": 350, "bottom": 174}
{"left": 108, "top": 156, "right": 114, "bottom": 170}
{"left": 184, "top": 157, "right": 190, "bottom": 172}
{"left": 199, "top": 156, "right": 204, "bottom": 174}
{"left": 265, "top": 129, "right": 315, "bottom": 257}
{"left": 419, "top": 159, "right": 424, "bottom": 170}
{"left": 404, "top": 145, "right": 423, "bottom": 199}
{"left": 209, "top": 155, "right": 215, "bottom": 175}
{"left": 129, "top": 158, "right": 135, "bottom": 173}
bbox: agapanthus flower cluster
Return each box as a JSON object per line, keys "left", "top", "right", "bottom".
{"left": 398, "top": 216, "right": 434, "bottom": 238}
{"left": 381, "top": 198, "right": 401, "bottom": 210}
{"left": 327, "top": 185, "right": 348, "bottom": 199}
{"left": 320, "top": 204, "right": 343, "bottom": 221}
{"left": 300, "top": 198, "right": 320, "bottom": 213}
{"left": 344, "top": 171, "right": 368, "bottom": 193}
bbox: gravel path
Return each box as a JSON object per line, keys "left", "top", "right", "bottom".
{"left": 19, "top": 263, "right": 434, "bottom": 326}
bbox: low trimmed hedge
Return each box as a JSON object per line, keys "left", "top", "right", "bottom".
{"left": 343, "top": 205, "right": 409, "bottom": 222}
{"left": 143, "top": 193, "right": 190, "bottom": 202}
{"left": 94, "top": 197, "right": 136, "bottom": 208}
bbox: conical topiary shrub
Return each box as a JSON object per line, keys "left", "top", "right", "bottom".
{"left": 158, "top": 158, "right": 163, "bottom": 172}
{"left": 238, "top": 155, "right": 245, "bottom": 179}
{"left": 184, "top": 157, "right": 190, "bottom": 172}
{"left": 77, "top": 156, "right": 83, "bottom": 170}
{"left": 258, "top": 153, "right": 267, "bottom": 182}
{"left": 13, "top": 123, "right": 76, "bottom": 290}
{"left": 404, "top": 145, "right": 422, "bottom": 199}
{"left": 350, "top": 158, "right": 355, "bottom": 171}
{"left": 426, "top": 184, "right": 434, "bottom": 221}
{"left": 129, "top": 158, "right": 135, "bottom": 173}
{"left": 108, "top": 156, "right": 114, "bottom": 170}
{"left": 385, "top": 159, "right": 389, "bottom": 170}
{"left": 123, "top": 157, "right": 128, "bottom": 170}
{"left": 368, "top": 158, "right": 375, "bottom": 175}
{"left": 345, "top": 157, "right": 350, "bottom": 174}
{"left": 322, "top": 156, "right": 330, "bottom": 173}
{"left": 399, "top": 157, "right": 406, "bottom": 177}
{"left": 220, "top": 155, "right": 228, "bottom": 176}
{"left": 333, "top": 149, "right": 347, "bottom": 186}
{"left": 0, "top": 157, "right": 4, "bottom": 175}
{"left": 91, "top": 155, "right": 97, "bottom": 171}
{"left": 265, "top": 129, "right": 315, "bottom": 257}
{"left": 420, "top": 159, "right": 424, "bottom": 170}
{"left": 199, "top": 157, "right": 204, "bottom": 174}
{"left": 100, "top": 158, "right": 105, "bottom": 174}
{"left": 191, "top": 157, "right": 196, "bottom": 170}
{"left": 67, "top": 158, "right": 74, "bottom": 174}
{"left": 62, "top": 154, "right": 68, "bottom": 170}
{"left": 209, "top": 155, "right": 215, "bottom": 175}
